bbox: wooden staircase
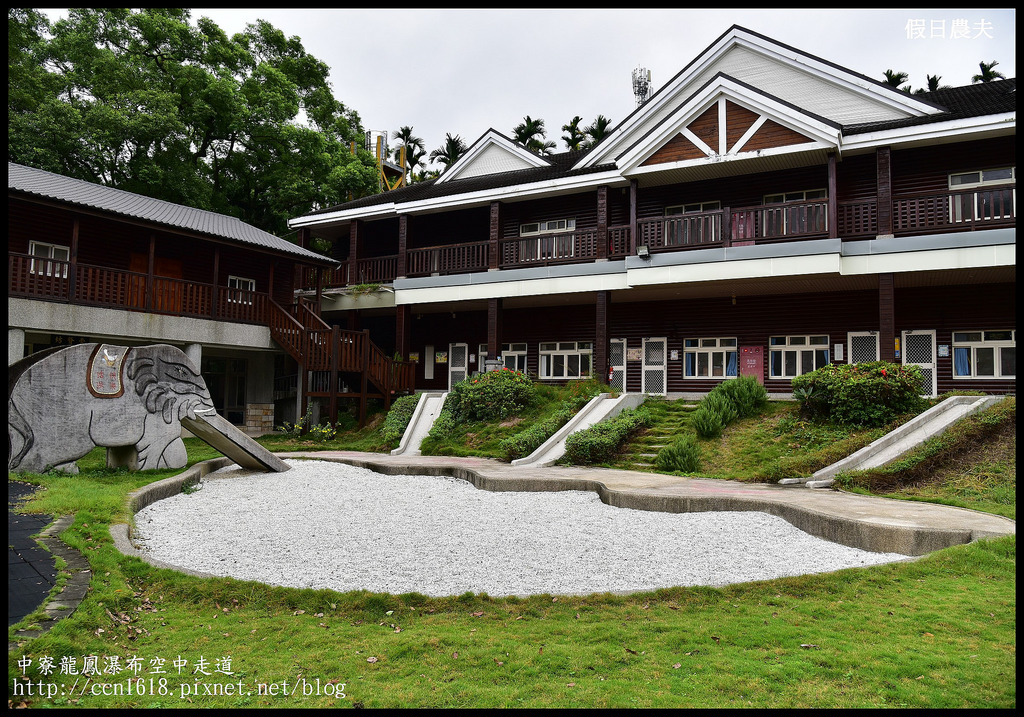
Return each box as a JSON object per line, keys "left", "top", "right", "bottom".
{"left": 268, "top": 298, "right": 415, "bottom": 426}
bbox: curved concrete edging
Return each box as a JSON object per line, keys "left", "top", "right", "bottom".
{"left": 109, "top": 457, "right": 235, "bottom": 579}
{"left": 305, "top": 455, "right": 985, "bottom": 556}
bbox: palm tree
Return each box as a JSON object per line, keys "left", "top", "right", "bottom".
{"left": 391, "top": 126, "right": 425, "bottom": 182}
{"left": 882, "top": 69, "right": 911, "bottom": 92}
{"left": 429, "top": 133, "right": 468, "bottom": 170}
{"left": 914, "top": 74, "right": 949, "bottom": 95}
{"left": 972, "top": 60, "right": 1006, "bottom": 83}
{"left": 561, "top": 115, "right": 587, "bottom": 151}
{"left": 512, "top": 115, "right": 556, "bottom": 155}
{"left": 583, "top": 115, "right": 613, "bottom": 149}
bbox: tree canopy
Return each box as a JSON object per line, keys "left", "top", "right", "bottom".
{"left": 8, "top": 8, "right": 379, "bottom": 238}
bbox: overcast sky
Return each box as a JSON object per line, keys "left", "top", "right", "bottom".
{"left": 45, "top": 9, "right": 1017, "bottom": 172}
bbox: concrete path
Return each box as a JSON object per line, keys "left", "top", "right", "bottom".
{"left": 279, "top": 451, "right": 1015, "bottom": 557}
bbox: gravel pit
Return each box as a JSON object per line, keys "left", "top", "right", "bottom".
{"left": 133, "top": 460, "right": 911, "bottom": 597}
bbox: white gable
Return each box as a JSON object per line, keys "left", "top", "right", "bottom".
{"left": 578, "top": 26, "right": 944, "bottom": 171}
{"left": 436, "top": 130, "right": 551, "bottom": 184}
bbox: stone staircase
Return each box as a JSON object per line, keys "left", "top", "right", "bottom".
{"left": 617, "top": 399, "right": 699, "bottom": 471}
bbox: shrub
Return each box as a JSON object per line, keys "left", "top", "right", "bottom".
{"left": 713, "top": 375, "right": 768, "bottom": 418}
{"left": 381, "top": 394, "right": 422, "bottom": 444}
{"left": 790, "top": 361, "right": 926, "bottom": 427}
{"left": 499, "top": 405, "right": 575, "bottom": 461}
{"left": 703, "top": 391, "right": 738, "bottom": 425}
{"left": 690, "top": 405, "right": 725, "bottom": 439}
{"left": 563, "top": 406, "right": 651, "bottom": 465}
{"left": 655, "top": 434, "right": 702, "bottom": 473}
{"left": 448, "top": 368, "right": 536, "bottom": 422}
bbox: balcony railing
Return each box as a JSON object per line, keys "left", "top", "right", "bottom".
{"left": 894, "top": 184, "right": 1015, "bottom": 234}
{"left": 9, "top": 253, "right": 269, "bottom": 324}
{"left": 408, "top": 241, "right": 488, "bottom": 276}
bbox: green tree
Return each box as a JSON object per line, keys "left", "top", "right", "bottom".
{"left": 429, "top": 132, "right": 468, "bottom": 170}
{"left": 513, "top": 115, "right": 556, "bottom": 155}
{"left": 972, "top": 60, "right": 1006, "bottom": 83}
{"left": 561, "top": 115, "right": 587, "bottom": 151}
{"left": 391, "top": 125, "right": 424, "bottom": 182}
{"left": 914, "top": 74, "right": 949, "bottom": 95}
{"left": 7, "top": 8, "right": 378, "bottom": 237}
{"left": 583, "top": 114, "right": 613, "bottom": 148}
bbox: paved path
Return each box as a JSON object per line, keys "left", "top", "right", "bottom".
{"left": 8, "top": 481, "right": 56, "bottom": 627}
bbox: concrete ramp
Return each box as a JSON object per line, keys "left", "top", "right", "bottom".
{"left": 181, "top": 409, "right": 290, "bottom": 472}
{"left": 793, "top": 395, "right": 1003, "bottom": 488}
{"left": 512, "top": 393, "right": 647, "bottom": 467}
{"left": 391, "top": 392, "right": 448, "bottom": 456}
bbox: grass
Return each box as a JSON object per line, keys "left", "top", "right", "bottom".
{"left": 8, "top": 395, "right": 1016, "bottom": 708}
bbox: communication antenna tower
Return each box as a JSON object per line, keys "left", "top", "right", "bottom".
{"left": 632, "top": 65, "right": 652, "bottom": 107}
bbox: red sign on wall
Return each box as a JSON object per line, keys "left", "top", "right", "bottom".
{"left": 739, "top": 346, "right": 764, "bottom": 384}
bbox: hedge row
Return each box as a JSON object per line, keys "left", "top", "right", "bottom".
{"left": 563, "top": 406, "right": 651, "bottom": 465}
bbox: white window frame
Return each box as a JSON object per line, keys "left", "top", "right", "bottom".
{"left": 501, "top": 342, "right": 528, "bottom": 373}
{"left": 952, "top": 330, "right": 1015, "bottom": 379}
{"left": 665, "top": 201, "right": 721, "bottom": 216}
{"left": 538, "top": 341, "right": 592, "bottom": 380}
{"left": 519, "top": 218, "right": 576, "bottom": 236}
{"left": 227, "top": 275, "right": 256, "bottom": 304}
{"left": 761, "top": 189, "right": 828, "bottom": 236}
{"left": 29, "top": 241, "right": 70, "bottom": 278}
{"left": 683, "top": 337, "right": 738, "bottom": 379}
{"left": 948, "top": 167, "right": 1015, "bottom": 222}
{"left": 769, "top": 334, "right": 830, "bottom": 379}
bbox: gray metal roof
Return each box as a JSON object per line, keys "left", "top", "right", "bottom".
{"left": 8, "top": 162, "right": 334, "bottom": 265}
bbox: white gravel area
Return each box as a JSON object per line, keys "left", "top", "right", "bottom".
{"left": 133, "top": 460, "right": 911, "bottom": 597}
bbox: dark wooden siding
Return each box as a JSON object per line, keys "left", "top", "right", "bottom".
{"left": 403, "top": 282, "right": 1015, "bottom": 394}
{"left": 501, "top": 193, "right": 599, "bottom": 238}
{"left": 892, "top": 136, "right": 1016, "bottom": 196}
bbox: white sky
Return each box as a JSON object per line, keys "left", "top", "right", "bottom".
{"left": 42, "top": 9, "right": 1016, "bottom": 172}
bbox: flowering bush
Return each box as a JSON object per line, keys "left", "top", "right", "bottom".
{"left": 448, "top": 368, "right": 537, "bottom": 422}
{"left": 790, "top": 361, "right": 926, "bottom": 427}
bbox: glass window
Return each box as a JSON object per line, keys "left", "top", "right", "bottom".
{"left": 227, "top": 275, "right": 255, "bottom": 304}
{"left": 28, "top": 241, "right": 70, "bottom": 278}
{"left": 538, "top": 341, "right": 592, "bottom": 380}
{"left": 684, "top": 337, "right": 738, "bottom": 379}
{"left": 953, "top": 330, "right": 1015, "bottom": 379}
{"left": 500, "top": 343, "right": 528, "bottom": 373}
{"left": 769, "top": 335, "right": 830, "bottom": 379}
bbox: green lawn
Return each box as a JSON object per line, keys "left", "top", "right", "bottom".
{"left": 8, "top": 397, "right": 1016, "bottom": 708}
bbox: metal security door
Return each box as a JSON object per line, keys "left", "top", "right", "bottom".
{"left": 642, "top": 337, "right": 667, "bottom": 396}
{"left": 609, "top": 339, "right": 627, "bottom": 392}
{"left": 902, "top": 330, "right": 937, "bottom": 397}
{"left": 847, "top": 331, "right": 880, "bottom": 364}
{"left": 448, "top": 343, "right": 469, "bottom": 390}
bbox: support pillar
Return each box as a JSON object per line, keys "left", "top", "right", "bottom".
{"left": 487, "top": 298, "right": 502, "bottom": 365}
{"left": 595, "top": 291, "right": 610, "bottom": 385}
{"left": 596, "top": 186, "right": 608, "bottom": 260}
{"left": 827, "top": 152, "right": 838, "bottom": 239}
{"left": 489, "top": 201, "right": 501, "bottom": 270}
{"left": 879, "top": 273, "right": 895, "bottom": 362}
{"left": 183, "top": 343, "right": 202, "bottom": 369}
{"left": 396, "top": 304, "right": 412, "bottom": 360}
{"left": 629, "top": 179, "right": 638, "bottom": 254}
{"left": 876, "top": 146, "right": 893, "bottom": 237}
{"left": 348, "top": 220, "right": 361, "bottom": 285}
{"left": 9, "top": 328, "right": 26, "bottom": 366}
{"left": 398, "top": 214, "right": 408, "bottom": 279}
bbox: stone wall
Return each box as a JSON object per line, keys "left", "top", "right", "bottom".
{"left": 245, "top": 403, "right": 275, "bottom": 436}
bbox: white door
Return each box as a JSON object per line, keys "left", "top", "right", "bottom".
{"left": 609, "top": 338, "right": 627, "bottom": 392}
{"left": 902, "top": 330, "right": 937, "bottom": 397}
{"left": 449, "top": 343, "right": 469, "bottom": 389}
{"left": 847, "top": 331, "right": 880, "bottom": 364}
{"left": 642, "top": 337, "right": 668, "bottom": 396}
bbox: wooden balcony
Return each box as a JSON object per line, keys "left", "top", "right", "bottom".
{"left": 294, "top": 186, "right": 1014, "bottom": 290}
{"left": 9, "top": 254, "right": 270, "bottom": 325}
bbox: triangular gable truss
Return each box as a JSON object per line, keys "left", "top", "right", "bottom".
{"left": 618, "top": 75, "right": 841, "bottom": 175}
{"left": 640, "top": 98, "right": 820, "bottom": 168}
{"left": 435, "top": 129, "right": 552, "bottom": 184}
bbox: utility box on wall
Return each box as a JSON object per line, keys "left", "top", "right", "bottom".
{"left": 739, "top": 346, "right": 764, "bottom": 384}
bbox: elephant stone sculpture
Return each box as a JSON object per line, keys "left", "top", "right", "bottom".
{"left": 8, "top": 343, "right": 215, "bottom": 473}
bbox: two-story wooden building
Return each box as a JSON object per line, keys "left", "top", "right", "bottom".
{"left": 8, "top": 162, "right": 415, "bottom": 431}
{"left": 289, "top": 25, "right": 1015, "bottom": 399}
